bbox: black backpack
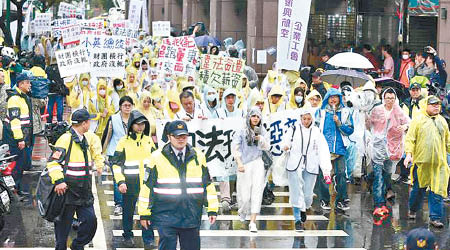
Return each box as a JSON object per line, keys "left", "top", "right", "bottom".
{"left": 36, "top": 138, "right": 73, "bottom": 222}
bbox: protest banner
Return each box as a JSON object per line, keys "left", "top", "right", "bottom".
{"left": 156, "top": 117, "right": 244, "bottom": 177}
{"left": 90, "top": 48, "right": 126, "bottom": 78}
{"left": 80, "top": 35, "right": 127, "bottom": 54}
{"left": 152, "top": 21, "right": 170, "bottom": 37}
{"left": 157, "top": 36, "right": 199, "bottom": 77}
{"left": 58, "top": 2, "right": 77, "bottom": 18}
{"left": 111, "top": 26, "right": 139, "bottom": 39}
{"left": 60, "top": 24, "right": 81, "bottom": 46}
{"left": 276, "top": 0, "right": 311, "bottom": 70}
{"left": 55, "top": 46, "right": 91, "bottom": 77}
{"left": 142, "top": 1, "right": 149, "bottom": 33}
{"left": 128, "top": 0, "right": 143, "bottom": 30}
{"left": 52, "top": 18, "right": 78, "bottom": 38}
{"left": 33, "top": 13, "right": 52, "bottom": 34}
{"left": 199, "top": 54, "right": 245, "bottom": 90}
{"left": 78, "top": 19, "right": 104, "bottom": 30}
{"left": 109, "top": 20, "right": 128, "bottom": 29}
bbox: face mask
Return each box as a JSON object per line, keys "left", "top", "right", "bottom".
{"left": 99, "top": 89, "right": 106, "bottom": 96}
{"left": 207, "top": 94, "right": 216, "bottom": 102}
{"left": 295, "top": 96, "right": 303, "bottom": 104}
{"left": 116, "top": 85, "right": 123, "bottom": 90}
{"left": 165, "top": 77, "right": 171, "bottom": 82}
{"left": 402, "top": 55, "right": 409, "bottom": 60}
{"left": 249, "top": 81, "right": 257, "bottom": 89}
{"left": 82, "top": 80, "right": 88, "bottom": 86}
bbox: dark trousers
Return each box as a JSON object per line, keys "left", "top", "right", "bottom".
{"left": 47, "top": 95, "right": 64, "bottom": 123}
{"left": 122, "top": 191, "right": 154, "bottom": 245}
{"left": 408, "top": 166, "right": 443, "bottom": 221}
{"left": 157, "top": 226, "right": 200, "bottom": 250}
{"left": 54, "top": 204, "right": 97, "bottom": 250}
{"left": 11, "top": 145, "right": 33, "bottom": 191}
{"left": 318, "top": 156, "right": 348, "bottom": 204}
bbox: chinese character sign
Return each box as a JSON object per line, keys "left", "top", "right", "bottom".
{"left": 109, "top": 20, "right": 128, "bottom": 29}
{"left": 61, "top": 24, "right": 81, "bottom": 46}
{"left": 34, "top": 13, "right": 52, "bottom": 34}
{"left": 55, "top": 46, "right": 91, "bottom": 77}
{"left": 156, "top": 117, "right": 245, "bottom": 177}
{"left": 199, "top": 55, "right": 245, "bottom": 90}
{"left": 152, "top": 21, "right": 170, "bottom": 37}
{"left": 90, "top": 48, "right": 126, "bottom": 78}
{"left": 58, "top": 2, "right": 77, "bottom": 18}
{"left": 111, "top": 27, "right": 139, "bottom": 39}
{"left": 52, "top": 18, "right": 78, "bottom": 38}
{"left": 157, "top": 36, "right": 199, "bottom": 77}
{"left": 78, "top": 20, "right": 104, "bottom": 30}
{"left": 80, "top": 35, "right": 127, "bottom": 56}
{"left": 128, "top": 0, "right": 143, "bottom": 30}
{"left": 263, "top": 110, "right": 298, "bottom": 157}
{"left": 276, "top": 0, "right": 312, "bottom": 70}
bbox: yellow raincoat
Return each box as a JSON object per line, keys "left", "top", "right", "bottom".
{"left": 149, "top": 84, "right": 165, "bottom": 121}
{"left": 126, "top": 67, "right": 141, "bottom": 104}
{"left": 137, "top": 91, "right": 157, "bottom": 135}
{"left": 304, "top": 89, "right": 323, "bottom": 109}
{"left": 404, "top": 96, "right": 449, "bottom": 197}
{"left": 68, "top": 73, "right": 95, "bottom": 111}
{"left": 247, "top": 88, "right": 265, "bottom": 112}
{"left": 164, "top": 88, "right": 182, "bottom": 119}
{"left": 288, "top": 79, "right": 306, "bottom": 109}
{"left": 263, "top": 84, "right": 286, "bottom": 114}
{"left": 89, "top": 79, "right": 114, "bottom": 138}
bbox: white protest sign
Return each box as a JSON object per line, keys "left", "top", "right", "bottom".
{"left": 61, "top": 24, "right": 81, "bottom": 46}
{"left": 58, "top": 2, "right": 77, "bottom": 18}
{"left": 34, "top": 13, "right": 52, "bottom": 34}
{"left": 128, "top": 0, "right": 143, "bottom": 30}
{"left": 52, "top": 18, "right": 78, "bottom": 38}
{"left": 111, "top": 26, "right": 139, "bottom": 39}
{"left": 90, "top": 48, "right": 126, "bottom": 78}
{"left": 152, "top": 21, "right": 170, "bottom": 37}
{"left": 55, "top": 46, "right": 91, "bottom": 77}
{"left": 257, "top": 50, "right": 267, "bottom": 64}
{"left": 80, "top": 35, "right": 128, "bottom": 55}
{"left": 156, "top": 117, "right": 245, "bottom": 177}
{"left": 142, "top": 0, "right": 149, "bottom": 33}
{"left": 109, "top": 20, "right": 128, "bottom": 29}
{"left": 78, "top": 19, "right": 104, "bottom": 30}
{"left": 276, "top": 0, "right": 311, "bottom": 70}
{"left": 157, "top": 36, "right": 199, "bottom": 77}
{"left": 198, "top": 55, "right": 245, "bottom": 90}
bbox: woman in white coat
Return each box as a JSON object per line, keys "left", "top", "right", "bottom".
{"left": 282, "top": 109, "right": 332, "bottom": 232}
{"left": 232, "top": 107, "right": 270, "bottom": 233}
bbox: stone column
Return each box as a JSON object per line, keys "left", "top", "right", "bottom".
{"left": 438, "top": 0, "right": 450, "bottom": 84}
{"left": 182, "top": 0, "right": 193, "bottom": 31}
{"left": 163, "top": 0, "right": 183, "bottom": 31}
{"left": 210, "top": 0, "right": 223, "bottom": 38}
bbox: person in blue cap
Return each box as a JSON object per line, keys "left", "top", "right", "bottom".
{"left": 405, "top": 228, "right": 438, "bottom": 250}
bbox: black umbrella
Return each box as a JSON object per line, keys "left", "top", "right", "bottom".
{"left": 374, "top": 77, "right": 410, "bottom": 101}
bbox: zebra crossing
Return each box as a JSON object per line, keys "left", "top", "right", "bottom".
{"left": 97, "top": 173, "right": 366, "bottom": 249}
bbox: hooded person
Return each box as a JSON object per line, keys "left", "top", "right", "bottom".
{"left": 126, "top": 67, "right": 141, "bottom": 104}
{"left": 127, "top": 53, "right": 142, "bottom": 72}
{"left": 247, "top": 88, "right": 265, "bottom": 114}
{"left": 68, "top": 73, "right": 95, "bottom": 113}
{"left": 261, "top": 68, "right": 289, "bottom": 98}
{"left": 111, "top": 78, "right": 128, "bottom": 113}
{"left": 137, "top": 90, "right": 158, "bottom": 136}
{"left": 289, "top": 80, "right": 306, "bottom": 109}
{"left": 163, "top": 88, "right": 182, "bottom": 120}
{"left": 282, "top": 108, "right": 332, "bottom": 231}
{"left": 367, "top": 87, "right": 410, "bottom": 212}
{"left": 110, "top": 110, "right": 156, "bottom": 247}
{"left": 232, "top": 106, "right": 270, "bottom": 232}
{"left": 201, "top": 86, "right": 220, "bottom": 118}
{"left": 315, "top": 88, "right": 354, "bottom": 212}
{"left": 138, "top": 57, "right": 151, "bottom": 87}
{"left": 217, "top": 88, "right": 243, "bottom": 118}
{"left": 263, "top": 84, "right": 286, "bottom": 116}
{"left": 89, "top": 78, "right": 115, "bottom": 137}
{"left": 148, "top": 84, "right": 165, "bottom": 121}
{"left": 29, "top": 55, "right": 47, "bottom": 78}
{"left": 178, "top": 76, "right": 203, "bottom": 103}
{"left": 238, "top": 75, "right": 251, "bottom": 109}
{"left": 305, "top": 89, "right": 322, "bottom": 112}
{"left": 404, "top": 95, "right": 449, "bottom": 228}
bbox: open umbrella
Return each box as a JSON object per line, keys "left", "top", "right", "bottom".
{"left": 327, "top": 52, "right": 374, "bottom": 69}
{"left": 374, "top": 77, "right": 410, "bottom": 101}
{"left": 194, "top": 35, "right": 221, "bottom": 47}
{"left": 321, "top": 69, "right": 371, "bottom": 88}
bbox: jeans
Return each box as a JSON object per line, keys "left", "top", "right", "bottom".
{"left": 372, "top": 159, "right": 394, "bottom": 206}
{"left": 157, "top": 226, "right": 200, "bottom": 250}
{"left": 122, "top": 184, "right": 154, "bottom": 244}
{"left": 108, "top": 158, "right": 123, "bottom": 206}
{"left": 318, "top": 156, "right": 347, "bottom": 204}
{"left": 288, "top": 169, "right": 317, "bottom": 211}
{"left": 54, "top": 204, "right": 97, "bottom": 250}
{"left": 11, "top": 145, "right": 33, "bottom": 192}
{"left": 47, "top": 95, "right": 64, "bottom": 123}
{"left": 408, "top": 166, "right": 443, "bottom": 221}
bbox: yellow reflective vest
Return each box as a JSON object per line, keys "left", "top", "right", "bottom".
{"left": 5, "top": 87, "right": 32, "bottom": 145}
{"left": 138, "top": 143, "right": 219, "bottom": 228}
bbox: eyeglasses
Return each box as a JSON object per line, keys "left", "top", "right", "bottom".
{"left": 121, "top": 104, "right": 133, "bottom": 108}
{"left": 384, "top": 97, "right": 396, "bottom": 100}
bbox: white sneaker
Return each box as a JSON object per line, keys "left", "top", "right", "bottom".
{"left": 239, "top": 213, "right": 246, "bottom": 222}
{"left": 249, "top": 222, "right": 257, "bottom": 232}
{"left": 114, "top": 205, "right": 123, "bottom": 215}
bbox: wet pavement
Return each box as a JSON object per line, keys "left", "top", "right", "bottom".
{"left": 0, "top": 137, "right": 449, "bottom": 249}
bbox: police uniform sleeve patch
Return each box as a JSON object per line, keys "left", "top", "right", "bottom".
{"left": 8, "top": 107, "right": 20, "bottom": 119}
{"left": 51, "top": 147, "right": 66, "bottom": 164}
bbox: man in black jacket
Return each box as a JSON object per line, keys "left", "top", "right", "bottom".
{"left": 45, "top": 58, "right": 68, "bottom": 123}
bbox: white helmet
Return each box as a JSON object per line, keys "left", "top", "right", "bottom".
{"left": 1, "top": 47, "right": 16, "bottom": 60}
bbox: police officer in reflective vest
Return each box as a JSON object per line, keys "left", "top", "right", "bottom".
{"left": 138, "top": 120, "right": 219, "bottom": 250}
{"left": 110, "top": 110, "right": 155, "bottom": 248}
{"left": 47, "top": 109, "right": 104, "bottom": 250}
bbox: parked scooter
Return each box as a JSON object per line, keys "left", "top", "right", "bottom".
{"left": 0, "top": 144, "right": 17, "bottom": 231}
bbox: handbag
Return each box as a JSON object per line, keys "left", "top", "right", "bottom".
{"left": 261, "top": 150, "right": 273, "bottom": 170}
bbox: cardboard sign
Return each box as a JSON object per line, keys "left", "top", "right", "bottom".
{"left": 152, "top": 21, "right": 170, "bottom": 37}
{"left": 199, "top": 55, "right": 245, "bottom": 90}
{"left": 55, "top": 46, "right": 91, "bottom": 77}
{"left": 33, "top": 13, "right": 52, "bottom": 34}
{"left": 157, "top": 36, "right": 199, "bottom": 77}
{"left": 58, "top": 2, "right": 77, "bottom": 18}
{"left": 61, "top": 24, "right": 81, "bottom": 45}
{"left": 90, "top": 48, "right": 126, "bottom": 78}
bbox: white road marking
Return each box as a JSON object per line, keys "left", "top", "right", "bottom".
{"left": 109, "top": 214, "right": 328, "bottom": 221}
{"left": 103, "top": 189, "right": 290, "bottom": 197}
{"left": 106, "top": 200, "right": 292, "bottom": 208}
{"left": 91, "top": 175, "right": 107, "bottom": 250}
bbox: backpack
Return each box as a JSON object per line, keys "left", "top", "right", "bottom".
{"left": 44, "top": 122, "right": 71, "bottom": 146}
{"left": 30, "top": 76, "right": 50, "bottom": 99}
{"left": 36, "top": 138, "right": 73, "bottom": 222}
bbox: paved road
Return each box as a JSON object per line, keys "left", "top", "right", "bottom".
{"left": 0, "top": 136, "right": 449, "bottom": 249}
